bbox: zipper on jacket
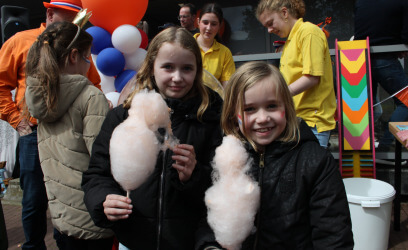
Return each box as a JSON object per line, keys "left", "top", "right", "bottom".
{"left": 156, "top": 108, "right": 173, "bottom": 249}
{"left": 156, "top": 151, "right": 167, "bottom": 250}
{"left": 254, "top": 153, "right": 264, "bottom": 250}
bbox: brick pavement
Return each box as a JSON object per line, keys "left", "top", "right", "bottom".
{"left": 1, "top": 199, "right": 408, "bottom": 249}
{"left": 1, "top": 201, "right": 56, "bottom": 250}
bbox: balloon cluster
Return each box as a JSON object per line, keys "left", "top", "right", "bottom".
{"left": 82, "top": 0, "right": 149, "bottom": 107}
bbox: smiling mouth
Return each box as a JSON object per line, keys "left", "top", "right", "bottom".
{"left": 169, "top": 86, "right": 183, "bottom": 91}
{"left": 255, "top": 127, "right": 273, "bottom": 132}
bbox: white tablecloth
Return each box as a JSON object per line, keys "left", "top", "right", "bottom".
{"left": 0, "top": 120, "right": 19, "bottom": 178}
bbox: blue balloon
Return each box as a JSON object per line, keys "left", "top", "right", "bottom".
{"left": 115, "top": 69, "right": 136, "bottom": 92}
{"left": 86, "top": 26, "right": 113, "bottom": 55}
{"left": 96, "top": 48, "right": 125, "bottom": 77}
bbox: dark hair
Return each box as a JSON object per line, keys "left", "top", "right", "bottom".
{"left": 25, "top": 21, "right": 92, "bottom": 111}
{"left": 199, "top": 3, "right": 223, "bottom": 23}
{"left": 183, "top": 3, "right": 197, "bottom": 16}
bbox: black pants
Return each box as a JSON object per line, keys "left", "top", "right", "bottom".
{"left": 53, "top": 228, "right": 114, "bottom": 250}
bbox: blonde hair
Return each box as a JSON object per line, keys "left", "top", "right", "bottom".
{"left": 256, "top": 0, "right": 306, "bottom": 19}
{"left": 123, "top": 27, "right": 209, "bottom": 121}
{"left": 221, "top": 61, "right": 299, "bottom": 151}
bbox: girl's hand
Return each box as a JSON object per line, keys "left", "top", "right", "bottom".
{"left": 103, "top": 194, "right": 133, "bottom": 221}
{"left": 172, "top": 144, "right": 197, "bottom": 182}
{"left": 16, "top": 118, "right": 33, "bottom": 136}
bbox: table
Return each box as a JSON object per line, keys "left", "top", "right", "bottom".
{"left": 389, "top": 122, "right": 408, "bottom": 231}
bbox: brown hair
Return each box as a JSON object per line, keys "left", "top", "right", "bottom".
{"left": 25, "top": 21, "right": 92, "bottom": 112}
{"left": 256, "top": 0, "right": 306, "bottom": 19}
{"left": 221, "top": 61, "right": 299, "bottom": 151}
{"left": 123, "top": 27, "right": 209, "bottom": 121}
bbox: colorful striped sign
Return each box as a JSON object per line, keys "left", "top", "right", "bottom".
{"left": 335, "top": 39, "right": 376, "bottom": 178}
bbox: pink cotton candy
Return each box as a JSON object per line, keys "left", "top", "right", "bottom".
{"left": 205, "top": 135, "right": 260, "bottom": 250}
{"left": 110, "top": 90, "right": 177, "bottom": 193}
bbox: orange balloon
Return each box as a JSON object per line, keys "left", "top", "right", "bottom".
{"left": 82, "top": 0, "right": 149, "bottom": 34}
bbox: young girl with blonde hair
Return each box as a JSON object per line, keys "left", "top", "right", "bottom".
{"left": 201, "top": 61, "right": 353, "bottom": 249}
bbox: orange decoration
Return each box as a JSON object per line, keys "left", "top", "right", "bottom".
{"left": 82, "top": 0, "right": 148, "bottom": 34}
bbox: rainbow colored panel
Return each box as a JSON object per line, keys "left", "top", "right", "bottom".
{"left": 336, "top": 39, "right": 376, "bottom": 178}
{"left": 339, "top": 46, "right": 370, "bottom": 150}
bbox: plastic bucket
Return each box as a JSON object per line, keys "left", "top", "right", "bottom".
{"left": 343, "top": 178, "right": 395, "bottom": 250}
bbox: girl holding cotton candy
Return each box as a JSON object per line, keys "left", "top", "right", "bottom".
{"left": 82, "top": 27, "right": 223, "bottom": 249}
{"left": 201, "top": 61, "right": 353, "bottom": 249}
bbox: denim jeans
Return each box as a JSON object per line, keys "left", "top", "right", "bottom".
{"left": 310, "top": 126, "right": 331, "bottom": 148}
{"left": 19, "top": 129, "right": 48, "bottom": 250}
{"left": 371, "top": 55, "right": 408, "bottom": 147}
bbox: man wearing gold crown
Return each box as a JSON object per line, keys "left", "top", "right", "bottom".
{"left": 0, "top": 1, "right": 101, "bottom": 249}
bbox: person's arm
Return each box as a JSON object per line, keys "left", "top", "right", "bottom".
{"left": 290, "top": 28, "right": 329, "bottom": 96}
{"left": 308, "top": 148, "right": 354, "bottom": 249}
{"left": 0, "top": 36, "right": 25, "bottom": 129}
{"left": 82, "top": 87, "right": 110, "bottom": 154}
{"left": 288, "top": 74, "right": 319, "bottom": 96}
{"left": 82, "top": 106, "right": 127, "bottom": 228}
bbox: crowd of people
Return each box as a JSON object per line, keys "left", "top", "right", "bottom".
{"left": 0, "top": 0, "right": 406, "bottom": 249}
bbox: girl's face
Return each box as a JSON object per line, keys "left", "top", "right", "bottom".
{"left": 153, "top": 42, "right": 197, "bottom": 99}
{"left": 258, "top": 10, "right": 291, "bottom": 38}
{"left": 78, "top": 47, "right": 91, "bottom": 76}
{"left": 198, "top": 13, "right": 221, "bottom": 41}
{"left": 239, "top": 76, "right": 286, "bottom": 149}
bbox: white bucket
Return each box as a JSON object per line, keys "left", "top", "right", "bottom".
{"left": 343, "top": 178, "right": 395, "bottom": 250}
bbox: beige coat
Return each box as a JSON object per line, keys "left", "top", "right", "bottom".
{"left": 25, "top": 74, "right": 113, "bottom": 239}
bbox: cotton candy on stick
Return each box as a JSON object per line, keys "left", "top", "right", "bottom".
{"left": 110, "top": 90, "right": 178, "bottom": 197}
{"left": 205, "top": 135, "right": 260, "bottom": 250}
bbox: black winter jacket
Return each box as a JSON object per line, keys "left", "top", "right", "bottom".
{"left": 82, "top": 90, "right": 223, "bottom": 250}
{"left": 201, "top": 120, "right": 353, "bottom": 249}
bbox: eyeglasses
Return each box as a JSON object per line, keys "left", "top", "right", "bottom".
{"left": 178, "top": 15, "right": 191, "bottom": 20}
{"left": 82, "top": 54, "right": 91, "bottom": 63}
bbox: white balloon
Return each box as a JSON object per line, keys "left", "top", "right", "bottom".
{"left": 91, "top": 54, "right": 98, "bottom": 63}
{"left": 100, "top": 73, "right": 116, "bottom": 94}
{"left": 105, "top": 92, "right": 120, "bottom": 108}
{"left": 124, "top": 48, "right": 147, "bottom": 71}
{"left": 112, "top": 25, "right": 142, "bottom": 54}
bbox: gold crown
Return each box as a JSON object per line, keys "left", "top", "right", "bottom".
{"left": 72, "top": 9, "right": 92, "bottom": 28}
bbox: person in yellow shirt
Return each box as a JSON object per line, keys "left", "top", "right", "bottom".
{"left": 256, "top": 0, "right": 336, "bottom": 148}
{"left": 194, "top": 3, "right": 235, "bottom": 87}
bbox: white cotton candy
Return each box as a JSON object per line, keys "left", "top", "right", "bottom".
{"left": 110, "top": 90, "right": 177, "bottom": 192}
{"left": 205, "top": 135, "right": 260, "bottom": 250}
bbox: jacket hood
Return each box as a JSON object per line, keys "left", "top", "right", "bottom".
{"left": 25, "top": 74, "right": 90, "bottom": 123}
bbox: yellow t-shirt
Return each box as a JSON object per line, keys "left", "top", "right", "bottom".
{"left": 194, "top": 33, "right": 236, "bottom": 83}
{"left": 280, "top": 18, "right": 336, "bottom": 133}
